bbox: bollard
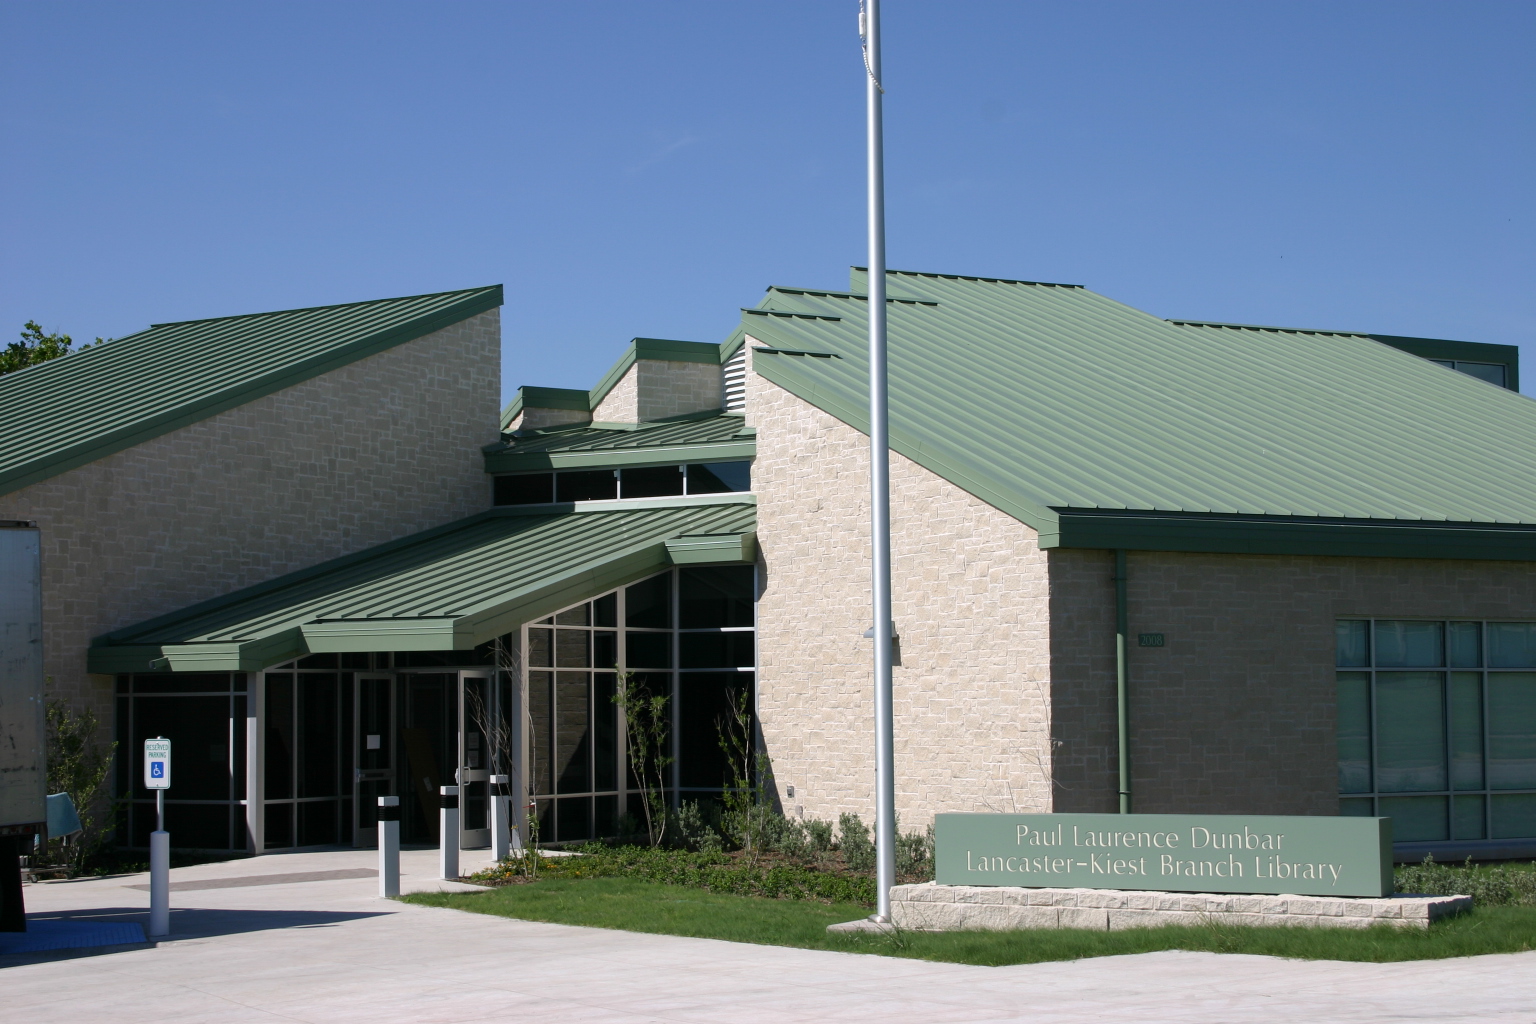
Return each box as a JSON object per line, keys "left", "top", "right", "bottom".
{"left": 378, "top": 796, "right": 400, "bottom": 897}
{"left": 439, "top": 785, "right": 459, "bottom": 880}
{"left": 149, "top": 829, "right": 170, "bottom": 936}
{"left": 488, "top": 774, "right": 510, "bottom": 861}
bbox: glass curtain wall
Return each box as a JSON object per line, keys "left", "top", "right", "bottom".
{"left": 262, "top": 655, "right": 355, "bottom": 848}
{"left": 116, "top": 672, "right": 247, "bottom": 849}
{"left": 525, "top": 565, "right": 755, "bottom": 843}
{"left": 1337, "top": 619, "right": 1536, "bottom": 842}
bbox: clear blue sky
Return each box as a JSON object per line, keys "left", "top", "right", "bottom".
{"left": 3, "top": 1, "right": 1532, "bottom": 402}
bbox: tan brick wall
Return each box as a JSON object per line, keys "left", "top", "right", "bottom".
{"left": 507, "top": 406, "right": 591, "bottom": 432}
{"left": 0, "top": 309, "right": 501, "bottom": 722}
{"left": 592, "top": 360, "right": 721, "bottom": 423}
{"left": 1049, "top": 547, "right": 1536, "bottom": 816}
{"left": 747, "top": 342, "right": 1054, "bottom": 831}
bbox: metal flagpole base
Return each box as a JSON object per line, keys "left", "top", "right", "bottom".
{"left": 826, "top": 916, "right": 896, "bottom": 934}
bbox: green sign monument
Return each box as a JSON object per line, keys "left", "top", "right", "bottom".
{"left": 935, "top": 813, "right": 1394, "bottom": 898}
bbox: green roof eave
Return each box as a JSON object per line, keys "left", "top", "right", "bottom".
{"left": 485, "top": 437, "right": 755, "bottom": 473}
{"left": 1043, "top": 509, "right": 1536, "bottom": 561}
{"left": 89, "top": 499, "right": 756, "bottom": 672}
{"left": 1, "top": 285, "right": 504, "bottom": 497}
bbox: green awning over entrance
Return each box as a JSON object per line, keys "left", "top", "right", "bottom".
{"left": 90, "top": 496, "right": 756, "bottom": 673}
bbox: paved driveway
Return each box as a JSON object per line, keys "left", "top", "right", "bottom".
{"left": 6, "top": 848, "right": 1534, "bottom": 1023}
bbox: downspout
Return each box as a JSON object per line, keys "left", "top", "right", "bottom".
{"left": 1114, "top": 550, "right": 1131, "bottom": 814}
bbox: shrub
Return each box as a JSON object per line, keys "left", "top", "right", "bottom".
{"left": 1396, "top": 856, "right": 1536, "bottom": 907}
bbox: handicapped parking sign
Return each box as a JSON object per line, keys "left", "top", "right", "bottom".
{"left": 144, "top": 738, "right": 171, "bottom": 790}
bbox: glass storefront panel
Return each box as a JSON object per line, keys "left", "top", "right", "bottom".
{"left": 1337, "top": 620, "right": 1536, "bottom": 845}
{"left": 1488, "top": 672, "right": 1536, "bottom": 790}
{"left": 1374, "top": 621, "right": 1444, "bottom": 668}
{"left": 1374, "top": 672, "right": 1446, "bottom": 793}
{"left": 527, "top": 566, "right": 755, "bottom": 842}
{"left": 1336, "top": 672, "right": 1371, "bottom": 794}
{"left": 1378, "top": 796, "right": 1448, "bottom": 843}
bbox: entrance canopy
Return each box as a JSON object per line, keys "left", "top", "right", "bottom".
{"left": 90, "top": 496, "right": 756, "bottom": 674}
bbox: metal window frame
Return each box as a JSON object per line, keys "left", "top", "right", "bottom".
{"left": 520, "top": 565, "right": 757, "bottom": 845}
{"left": 1338, "top": 617, "right": 1536, "bottom": 843}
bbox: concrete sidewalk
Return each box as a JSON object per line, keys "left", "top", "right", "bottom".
{"left": 5, "top": 847, "right": 1534, "bottom": 1023}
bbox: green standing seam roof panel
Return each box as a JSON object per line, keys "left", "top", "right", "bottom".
{"left": 0, "top": 285, "right": 503, "bottom": 497}
{"left": 740, "top": 269, "right": 1536, "bottom": 559}
{"left": 1169, "top": 321, "right": 1521, "bottom": 394}
{"left": 88, "top": 499, "right": 757, "bottom": 673}
{"left": 484, "top": 413, "right": 755, "bottom": 472}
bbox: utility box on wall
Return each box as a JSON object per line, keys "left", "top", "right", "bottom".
{"left": 0, "top": 522, "right": 46, "bottom": 838}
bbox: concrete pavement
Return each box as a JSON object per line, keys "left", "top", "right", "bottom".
{"left": 5, "top": 846, "right": 1534, "bottom": 1023}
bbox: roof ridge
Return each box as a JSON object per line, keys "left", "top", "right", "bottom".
{"left": 850, "top": 266, "right": 1083, "bottom": 289}
{"left": 148, "top": 284, "right": 500, "bottom": 329}
{"left": 765, "top": 286, "right": 938, "bottom": 306}
{"left": 1168, "top": 318, "right": 1370, "bottom": 338}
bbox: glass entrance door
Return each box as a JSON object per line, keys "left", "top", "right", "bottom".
{"left": 353, "top": 675, "right": 395, "bottom": 848}
{"left": 458, "top": 673, "right": 492, "bottom": 849}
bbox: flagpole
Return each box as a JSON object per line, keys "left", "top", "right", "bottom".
{"left": 860, "top": 0, "right": 896, "bottom": 925}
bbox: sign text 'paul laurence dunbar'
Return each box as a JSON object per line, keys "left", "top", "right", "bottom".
{"left": 935, "top": 813, "right": 1394, "bottom": 898}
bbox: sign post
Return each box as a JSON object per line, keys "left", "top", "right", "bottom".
{"left": 143, "top": 737, "right": 171, "bottom": 936}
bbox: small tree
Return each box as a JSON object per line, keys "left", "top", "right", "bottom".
{"left": 466, "top": 635, "right": 541, "bottom": 876}
{"left": 44, "top": 696, "right": 116, "bottom": 873}
{"left": 717, "top": 686, "right": 773, "bottom": 865}
{"left": 612, "top": 672, "right": 671, "bottom": 847}
{"left": 2, "top": 322, "right": 106, "bottom": 376}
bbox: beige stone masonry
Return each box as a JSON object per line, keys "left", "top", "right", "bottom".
{"left": 746, "top": 340, "right": 1054, "bottom": 828}
{"left": 1, "top": 309, "right": 502, "bottom": 721}
{"left": 507, "top": 406, "right": 592, "bottom": 432}
{"left": 890, "top": 882, "right": 1471, "bottom": 931}
{"left": 592, "top": 360, "right": 722, "bottom": 423}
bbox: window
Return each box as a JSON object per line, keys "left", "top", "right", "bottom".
{"left": 1337, "top": 619, "right": 1536, "bottom": 843}
{"left": 1428, "top": 359, "right": 1508, "bottom": 389}
{"left": 115, "top": 672, "right": 247, "bottom": 850}
{"left": 494, "top": 461, "right": 751, "bottom": 507}
{"left": 525, "top": 565, "right": 756, "bottom": 842}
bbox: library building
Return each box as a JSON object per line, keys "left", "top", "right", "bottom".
{"left": 2, "top": 266, "right": 1533, "bottom": 861}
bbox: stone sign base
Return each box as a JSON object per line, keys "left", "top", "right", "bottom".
{"left": 890, "top": 883, "right": 1470, "bottom": 932}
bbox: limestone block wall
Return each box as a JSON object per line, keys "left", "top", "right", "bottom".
{"left": 592, "top": 360, "right": 722, "bottom": 423}
{"left": 1049, "top": 547, "right": 1536, "bottom": 815}
{"left": 747, "top": 343, "right": 1054, "bottom": 830}
{"left": 0, "top": 309, "right": 502, "bottom": 722}
{"left": 507, "top": 406, "right": 592, "bottom": 433}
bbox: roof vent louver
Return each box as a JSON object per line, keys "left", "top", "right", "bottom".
{"left": 722, "top": 347, "right": 747, "bottom": 412}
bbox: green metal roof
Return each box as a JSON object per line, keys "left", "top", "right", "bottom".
{"left": 739, "top": 268, "right": 1536, "bottom": 559}
{"left": 484, "top": 413, "right": 755, "bottom": 473}
{"left": 89, "top": 495, "right": 756, "bottom": 673}
{"left": 1168, "top": 320, "right": 1520, "bottom": 392}
{"left": 0, "top": 285, "right": 503, "bottom": 497}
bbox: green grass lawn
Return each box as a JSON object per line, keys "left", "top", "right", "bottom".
{"left": 402, "top": 877, "right": 1536, "bottom": 966}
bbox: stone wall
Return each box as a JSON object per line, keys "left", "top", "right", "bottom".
{"left": 1, "top": 309, "right": 502, "bottom": 722}
{"left": 592, "top": 360, "right": 721, "bottom": 423}
{"left": 507, "top": 406, "right": 592, "bottom": 432}
{"left": 1049, "top": 547, "right": 1536, "bottom": 815}
{"left": 746, "top": 342, "right": 1054, "bottom": 829}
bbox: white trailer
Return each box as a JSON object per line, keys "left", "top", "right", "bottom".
{"left": 1, "top": 521, "right": 46, "bottom": 930}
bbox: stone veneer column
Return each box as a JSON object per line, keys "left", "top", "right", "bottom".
{"left": 745, "top": 341, "right": 1055, "bottom": 831}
